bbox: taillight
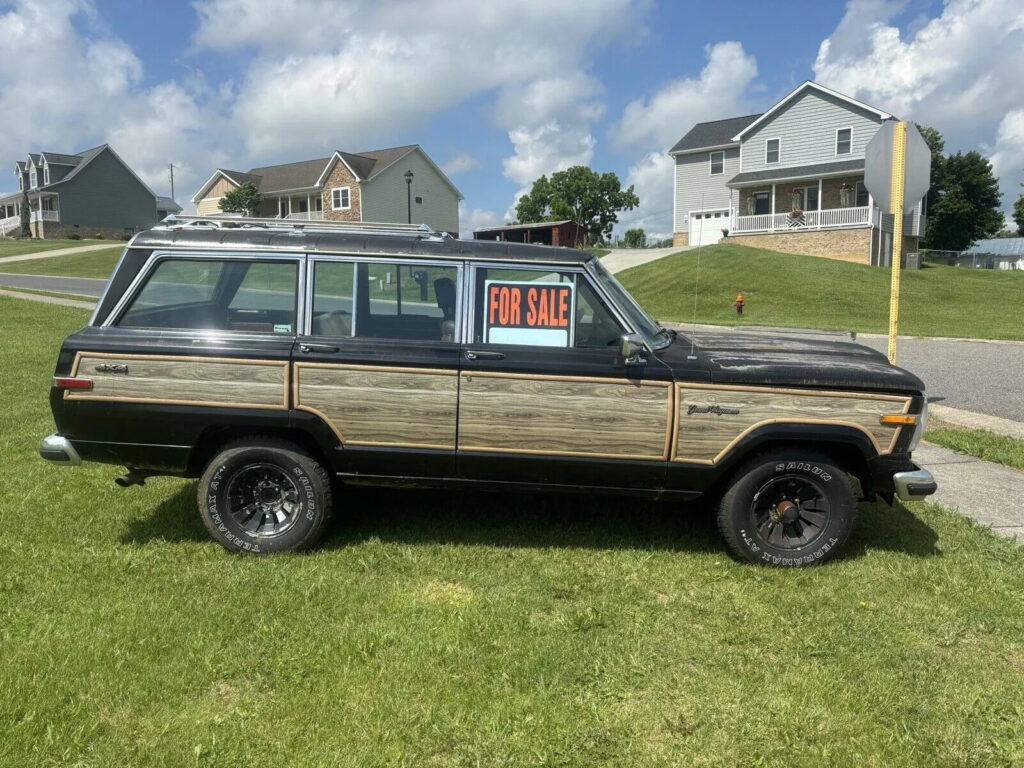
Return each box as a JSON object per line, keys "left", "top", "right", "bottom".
{"left": 54, "top": 377, "right": 93, "bottom": 390}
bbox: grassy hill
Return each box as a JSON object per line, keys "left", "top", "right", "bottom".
{"left": 617, "top": 243, "right": 1024, "bottom": 340}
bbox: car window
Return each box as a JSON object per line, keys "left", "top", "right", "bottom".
{"left": 472, "top": 266, "right": 623, "bottom": 348}
{"left": 310, "top": 260, "right": 459, "bottom": 342}
{"left": 118, "top": 258, "right": 297, "bottom": 334}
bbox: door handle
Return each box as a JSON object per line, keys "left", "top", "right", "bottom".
{"left": 299, "top": 343, "right": 340, "bottom": 354}
{"left": 465, "top": 349, "right": 505, "bottom": 361}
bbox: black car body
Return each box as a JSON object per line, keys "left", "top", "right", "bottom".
{"left": 41, "top": 219, "right": 936, "bottom": 564}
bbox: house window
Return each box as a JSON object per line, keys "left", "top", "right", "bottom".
{"left": 29, "top": 169, "right": 37, "bottom": 189}
{"left": 18, "top": 175, "right": 22, "bottom": 191}
{"left": 836, "top": 128, "right": 852, "bottom": 155}
{"left": 43, "top": 166, "right": 50, "bottom": 185}
{"left": 765, "top": 138, "right": 780, "bottom": 164}
{"left": 709, "top": 151, "right": 724, "bottom": 175}
{"left": 803, "top": 185, "right": 819, "bottom": 211}
{"left": 331, "top": 187, "right": 351, "bottom": 210}
{"left": 856, "top": 181, "right": 869, "bottom": 207}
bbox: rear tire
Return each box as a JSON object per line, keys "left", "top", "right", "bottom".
{"left": 717, "top": 451, "right": 857, "bottom": 567}
{"left": 197, "top": 438, "right": 332, "bottom": 554}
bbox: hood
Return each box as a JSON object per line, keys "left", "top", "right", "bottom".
{"left": 660, "top": 329, "right": 925, "bottom": 394}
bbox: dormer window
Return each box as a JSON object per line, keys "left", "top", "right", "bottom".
{"left": 18, "top": 175, "right": 23, "bottom": 191}
{"left": 43, "top": 165, "right": 50, "bottom": 185}
{"left": 29, "top": 169, "right": 37, "bottom": 189}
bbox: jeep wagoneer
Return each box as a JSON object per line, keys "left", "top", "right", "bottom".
{"left": 40, "top": 218, "right": 936, "bottom": 565}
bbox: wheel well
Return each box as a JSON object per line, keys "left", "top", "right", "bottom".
{"left": 713, "top": 438, "right": 873, "bottom": 498}
{"left": 186, "top": 425, "right": 335, "bottom": 478}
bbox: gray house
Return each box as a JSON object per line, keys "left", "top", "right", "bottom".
{"left": 192, "top": 144, "right": 462, "bottom": 236}
{"left": 670, "top": 81, "right": 925, "bottom": 265}
{"left": 2, "top": 145, "right": 174, "bottom": 238}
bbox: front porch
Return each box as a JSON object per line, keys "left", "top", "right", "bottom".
{"left": 258, "top": 192, "right": 324, "bottom": 220}
{"left": 0, "top": 192, "right": 59, "bottom": 237}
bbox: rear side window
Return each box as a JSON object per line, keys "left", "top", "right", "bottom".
{"left": 117, "top": 258, "right": 298, "bottom": 334}
{"left": 310, "top": 259, "right": 459, "bottom": 342}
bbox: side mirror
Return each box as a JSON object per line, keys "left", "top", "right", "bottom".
{"left": 619, "top": 333, "right": 648, "bottom": 366}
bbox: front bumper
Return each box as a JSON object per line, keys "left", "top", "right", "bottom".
{"left": 893, "top": 467, "right": 937, "bottom": 502}
{"left": 39, "top": 434, "right": 81, "bottom": 465}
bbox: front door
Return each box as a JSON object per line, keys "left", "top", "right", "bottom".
{"left": 456, "top": 264, "right": 673, "bottom": 490}
{"left": 293, "top": 255, "right": 462, "bottom": 478}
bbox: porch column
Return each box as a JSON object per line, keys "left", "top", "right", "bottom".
{"left": 277, "top": 197, "right": 282, "bottom": 218}
{"left": 817, "top": 178, "right": 823, "bottom": 229}
{"left": 307, "top": 193, "right": 311, "bottom": 218}
{"left": 770, "top": 184, "right": 776, "bottom": 232}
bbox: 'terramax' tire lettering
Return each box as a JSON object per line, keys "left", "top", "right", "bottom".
{"left": 718, "top": 451, "right": 857, "bottom": 568}
{"left": 196, "top": 437, "right": 333, "bottom": 554}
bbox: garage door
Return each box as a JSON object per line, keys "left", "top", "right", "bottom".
{"left": 689, "top": 210, "right": 729, "bottom": 246}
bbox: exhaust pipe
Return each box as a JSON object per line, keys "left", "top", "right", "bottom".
{"left": 115, "top": 468, "right": 150, "bottom": 488}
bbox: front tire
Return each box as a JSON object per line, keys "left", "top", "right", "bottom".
{"left": 717, "top": 451, "right": 857, "bottom": 567}
{"left": 197, "top": 438, "right": 332, "bottom": 554}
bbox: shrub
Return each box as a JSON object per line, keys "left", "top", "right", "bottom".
{"left": 67, "top": 233, "right": 81, "bottom": 240}
{"left": 93, "top": 233, "right": 104, "bottom": 239}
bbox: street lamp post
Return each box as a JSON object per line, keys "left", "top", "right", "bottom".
{"left": 404, "top": 170, "right": 414, "bottom": 224}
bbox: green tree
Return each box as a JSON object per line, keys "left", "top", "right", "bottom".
{"left": 1013, "top": 186, "right": 1024, "bottom": 234}
{"left": 218, "top": 182, "right": 264, "bottom": 217}
{"left": 19, "top": 188, "right": 30, "bottom": 238}
{"left": 916, "top": 124, "right": 945, "bottom": 220}
{"left": 924, "top": 151, "right": 1002, "bottom": 251}
{"left": 515, "top": 166, "right": 639, "bottom": 245}
{"left": 623, "top": 227, "right": 646, "bottom": 248}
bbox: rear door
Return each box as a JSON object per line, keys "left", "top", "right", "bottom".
{"left": 293, "top": 255, "right": 463, "bottom": 478}
{"left": 456, "top": 263, "right": 673, "bottom": 490}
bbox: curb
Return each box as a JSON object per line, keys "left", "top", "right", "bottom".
{"left": 929, "top": 404, "right": 1024, "bottom": 440}
{"left": 0, "top": 288, "right": 96, "bottom": 310}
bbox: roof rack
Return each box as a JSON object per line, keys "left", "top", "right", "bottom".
{"left": 158, "top": 215, "right": 448, "bottom": 240}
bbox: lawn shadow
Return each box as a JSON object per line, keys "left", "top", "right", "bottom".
{"left": 120, "top": 483, "right": 208, "bottom": 545}
{"left": 844, "top": 499, "right": 940, "bottom": 559}
{"left": 323, "top": 487, "right": 724, "bottom": 555}
{"left": 118, "top": 481, "right": 940, "bottom": 560}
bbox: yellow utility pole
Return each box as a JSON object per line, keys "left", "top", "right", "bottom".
{"left": 887, "top": 121, "right": 907, "bottom": 365}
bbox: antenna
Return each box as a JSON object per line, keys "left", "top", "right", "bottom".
{"left": 687, "top": 193, "right": 706, "bottom": 360}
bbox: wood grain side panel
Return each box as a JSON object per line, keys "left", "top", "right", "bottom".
{"left": 674, "top": 385, "right": 911, "bottom": 462}
{"left": 458, "top": 375, "right": 671, "bottom": 459}
{"left": 66, "top": 354, "right": 287, "bottom": 408}
{"left": 296, "top": 365, "right": 458, "bottom": 449}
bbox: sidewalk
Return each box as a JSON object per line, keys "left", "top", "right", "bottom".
{"left": 602, "top": 247, "right": 686, "bottom": 274}
{"left": 0, "top": 242, "right": 115, "bottom": 265}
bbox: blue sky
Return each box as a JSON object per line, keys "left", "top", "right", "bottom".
{"left": 3, "top": 0, "right": 1022, "bottom": 236}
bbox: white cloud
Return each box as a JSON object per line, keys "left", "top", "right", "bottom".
{"left": 990, "top": 109, "right": 1024, "bottom": 199}
{"left": 459, "top": 203, "right": 503, "bottom": 233}
{"left": 610, "top": 41, "right": 758, "bottom": 151}
{"left": 814, "top": 0, "right": 1024, "bottom": 208}
{"left": 616, "top": 151, "right": 673, "bottom": 240}
{"left": 441, "top": 152, "right": 481, "bottom": 176}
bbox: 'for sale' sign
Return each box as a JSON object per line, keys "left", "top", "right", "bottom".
{"left": 484, "top": 280, "right": 575, "bottom": 347}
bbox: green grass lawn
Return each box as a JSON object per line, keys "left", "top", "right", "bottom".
{"left": 2, "top": 295, "right": 1024, "bottom": 766}
{"left": 0, "top": 246, "right": 124, "bottom": 279}
{"left": 0, "top": 238, "right": 103, "bottom": 256}
{"left": 618, "top": 243, "right": 1024, "bottom": 340}
{"left": 926, "top": 421, "right": 1024, "bottom": 471}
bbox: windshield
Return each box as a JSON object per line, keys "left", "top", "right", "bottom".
{"left": 589, "top": 258, "right": 673, "bottom": 350}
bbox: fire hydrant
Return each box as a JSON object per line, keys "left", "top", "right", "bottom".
{"left": 734, "top": 293, "right": 745, "bottom": 315}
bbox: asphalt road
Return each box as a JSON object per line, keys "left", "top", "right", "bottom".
{"left": 3, "top": 272, "right": 1021, "bottom": 422}
{"left": 0, "top": 273, "right": 106, "bottom": 296}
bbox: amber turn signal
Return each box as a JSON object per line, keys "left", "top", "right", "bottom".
{"left": 880, "top": 413, "right": 917, "bottom": 426}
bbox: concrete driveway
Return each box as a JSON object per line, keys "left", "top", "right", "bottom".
{"left": 602, "top": 247, "right": 686, "bottom": 274}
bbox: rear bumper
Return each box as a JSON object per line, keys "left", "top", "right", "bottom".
{"left": 893, "top": 467, "right": 937, "bottom": 501}
{"left": 39, "top": 434, "right": 81, "bottom": 465}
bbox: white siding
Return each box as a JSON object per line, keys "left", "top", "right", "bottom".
{"left": 674, "top": 146, "right": 739, "bottom": 232}
{"left": 360, "top": 149, "right": 460, "bottom": 235}
{"left": 740, "top": 90, "right": 885, "bottom": 173}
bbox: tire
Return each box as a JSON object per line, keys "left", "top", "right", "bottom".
{"left": 716, "top": 451, "right": 857, "bottom": 567}
{"left": 196, "top": 437, "right": 332, "bottom": 554}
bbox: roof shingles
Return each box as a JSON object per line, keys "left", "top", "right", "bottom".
{"left": 669, "top": 114, "right": 762, "bottom": 154}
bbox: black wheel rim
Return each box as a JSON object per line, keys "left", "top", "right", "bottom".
{"left": 225, "top": 463, "right": 302, "bottom": 538}
{"left": 750, "top": 474, "right": 831, "bottom": 550}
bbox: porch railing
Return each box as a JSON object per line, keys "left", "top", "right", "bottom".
{"left": 30, "top": 210, "right": 59, "bottom": 222}
{"left": 285, "top": 211, "right": 324, "bottom": 221}
{"left": 732, "top": 206, "right": 871, "bottom": 234}
{"left": 0, "top": 215, "right": 21, "bottom": 236}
